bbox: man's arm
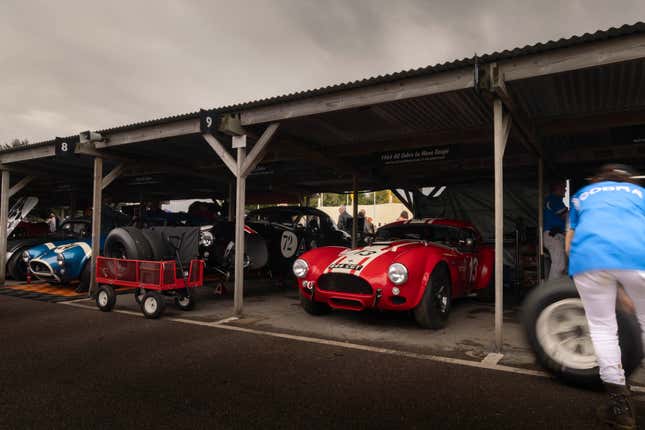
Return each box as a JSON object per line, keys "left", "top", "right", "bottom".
{"left": 565, "top": 229, "right": 574, "bottom": 255}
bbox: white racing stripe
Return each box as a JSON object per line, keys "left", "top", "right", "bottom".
{"left": 325, "top": 243, "right": 419, "bottom": 275}
{"left": 325, "top": 245, "right": 391, "bottom": 275}
{"left": 54, "top": 242, "right": 92, "bottom": 257}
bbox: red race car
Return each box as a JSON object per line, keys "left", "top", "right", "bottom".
{"left": 293, "top": 218, "right": 494, "bottom": 329}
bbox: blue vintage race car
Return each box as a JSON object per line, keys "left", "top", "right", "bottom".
{"left": 23, "top": 211, "right": 128, "bottom": 291}
{"left": 25, "top": 239, "right": 95, "bottom": 288}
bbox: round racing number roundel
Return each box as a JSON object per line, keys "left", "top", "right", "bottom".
{"left": 280, "top": 231, "right": 298, "bottom": 258}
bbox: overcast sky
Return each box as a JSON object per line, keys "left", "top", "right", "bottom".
{"left": 1, "top": 0, "right": 644, "bottom": 144}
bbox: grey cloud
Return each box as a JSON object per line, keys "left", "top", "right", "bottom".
{"left": 1, "top": 0, "right": 643, "bottom": 144}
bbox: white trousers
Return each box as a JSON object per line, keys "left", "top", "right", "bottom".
{"left": 574, "top": 270, "right": 645, "bottom": 385}
{"left": 543, "top": 232, "right": 566, "bottom": 280}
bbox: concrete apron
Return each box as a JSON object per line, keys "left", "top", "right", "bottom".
{"left": 68, "top": 279, "right": 645, "bottom": 386}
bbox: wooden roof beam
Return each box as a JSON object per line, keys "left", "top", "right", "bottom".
{"left": 480, "top": 63, "right": 542, "bottom": 158}
{"left": 498, "top": 32, "right": 645, "bottom": 82}
{"left": 240, "top": 69, "right": 474, "bottom": 125}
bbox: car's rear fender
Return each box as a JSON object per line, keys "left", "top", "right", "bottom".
{"left": 474, "top": 245, "right": 494, "bottom": 291}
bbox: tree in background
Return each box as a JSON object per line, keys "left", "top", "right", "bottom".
{"left": 316, "top": 190, "right": 399, "bottom": 207}
{"left": 1, "top": 138, "right": 29, "bottom": 150}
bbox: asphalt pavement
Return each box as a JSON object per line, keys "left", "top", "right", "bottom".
{"left": 0, "top": 294, "right": 639, "bottom": 429}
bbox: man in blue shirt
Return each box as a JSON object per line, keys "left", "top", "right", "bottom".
{"left": 543, "top": 181, "right": 568, "bottom": 279}
{"left": 565, "top": 164, "right": 645, "bottom": 428}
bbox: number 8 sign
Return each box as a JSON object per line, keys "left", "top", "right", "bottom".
{"left": 55, "top": 137, "right": 76, "bottom": 157}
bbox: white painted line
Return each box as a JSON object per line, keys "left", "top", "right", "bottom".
{"left": 166, "top": 317, "right": 219, "bottom": 328}
{"left": 213, "top": 316, "right": 239, "bottom": 325}
{"left": 59, "top": 297, "right": 92, "bottom": 304}
{"left": 208, "top": 323, "right": 551, "bottom": 378}
{"left": 111, "top": 309, "right": 144, "bottom": 317}
{"left": 481, "top": 353, "right": 504, "bottom": 366}
{"left": 60, "top": 302, "right": 94, "bottom": 308}
{"left": 57, "top": 301, "right": 645, "bottom": 391}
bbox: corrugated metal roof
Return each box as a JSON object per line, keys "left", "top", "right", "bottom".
{"left": 5, "top": 21, "right": 645, "bottom": 153}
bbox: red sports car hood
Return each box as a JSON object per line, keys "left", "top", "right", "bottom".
{"left": 322, "top": 240, "right": 425, "bottom": 276}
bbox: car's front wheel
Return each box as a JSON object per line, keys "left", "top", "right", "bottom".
{"left": 76, "top": 261, "right": 91, "bottom": 293}
{"left": 522, "top": 277, "right": 643, "bottom": 387}
{"left": 300, "top": 291, "right": 331, "bottom": 316}
{"left": 413, "top": 264, "right": 452, "bottom": 329}
{"left": 7, "top": 250, "right": 28, "bottom": 281}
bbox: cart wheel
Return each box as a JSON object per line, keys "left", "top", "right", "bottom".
{"left": 134, "top": 288, "right": 145, "bottom": 305}
{"left": 96, "top": 285, "right": 116, "bottom": 312}
{"left": 141, "top": 292, "right": 165, "bottom": 319}
{"left": 175, "top": 294, "right": 195, "bottom": 311}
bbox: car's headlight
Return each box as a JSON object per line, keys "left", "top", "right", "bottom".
{"left": 22, "top": 251, "right": 30, "bottom": 262}
{"left": 199, "top": 230, "right": 214, "bottom": 248}
{"left": 388, "top": 263, "right": 408, "bottom": 285}
{"left": 293, "top": 259, "right": 309, "bottom": 278}
{"left": 56, "top": 253, "right": 65, "bottom": 265}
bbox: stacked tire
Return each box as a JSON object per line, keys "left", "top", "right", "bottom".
{"left": 99, "top": 227, "right": 194, "bottom": 318}
{"left": 103, "top": 227, "right": 158, "bottom": 261}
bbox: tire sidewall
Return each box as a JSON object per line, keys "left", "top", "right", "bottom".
{"left": 104, "top": 227, "right": 153, "bottom": 261}
{"left": 522, "top": 277, "right": 643, "bottom": 387}
{"left": 141, "top": 292, "right": 165, "bottom": 319}
{"left": 7, "top": 250, "right": 28, "bottom": 281}
{"left": 414, "top": 264, "right": 452, "bottom": 329}
{"left": 96, "top": 285, "right": 116, "bottom": 311}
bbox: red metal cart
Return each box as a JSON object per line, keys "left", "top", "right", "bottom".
{"left": 94, "top": 256, "right": 205, "bottom": 319}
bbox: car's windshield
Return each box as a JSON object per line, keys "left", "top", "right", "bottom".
{"left": 249, "top": 210, "right": 301, "bottom": 226}
{"left": 375, "top": 224, "right": 460, "bottom": 247}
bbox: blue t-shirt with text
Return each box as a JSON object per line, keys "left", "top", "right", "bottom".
{"left": 568, "top": 181, "right": 645, "bottom": 276}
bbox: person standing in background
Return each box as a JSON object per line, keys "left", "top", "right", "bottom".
{"left": 397, "top": 211, "right": 409, "bottom": 222}
{"left": 543, "top": 181, "right": 568, "bottom": 279}
{"left": 364, "top": 217, "right": 376, "bottom": 236}
{"left": 337, "top": 205, "right": 352, "bottom": 233}
{"left": 566, "top": 165, "right": 645, "bottom": 429}
{"left": 46, "top": 212, "right": 57, "bottom": 233}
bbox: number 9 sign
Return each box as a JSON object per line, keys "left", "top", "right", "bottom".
{"left": 199, "top": 109, "right": 218, "bottom": 133}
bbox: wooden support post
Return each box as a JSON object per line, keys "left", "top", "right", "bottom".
{"left": 203, "top": 124, "right": 278, "bottom": 317}
{"left": 233, "top": 138, "right": 247, "bottom": 317}
{"left": 101, "top": 163, "right": 125, "bottom": 190}
{"left": 228, "top": 181, "right": 235, "bottom": 222}
{"left": 202, "top": 134, "right": 237, "bottom": 175}
{"left": 352, "top": 175, "right": 358, "bottom": 248}
{"left": 8, "top": 176, "right": 34, "bottom": 198}
{"left": 240, "top": 123, "right": 279, "bottom": 177}
{"left": 0, "top": 170, "right": 10, "bottom": 284}
{"left": 494, "top": 98, "right": 511, "bottom": 353}
{"left": 538, "top": 157, "right": 544, "bottom": 281}
{"left": 89, "top": 157, "right": 103, "bottom": 296}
